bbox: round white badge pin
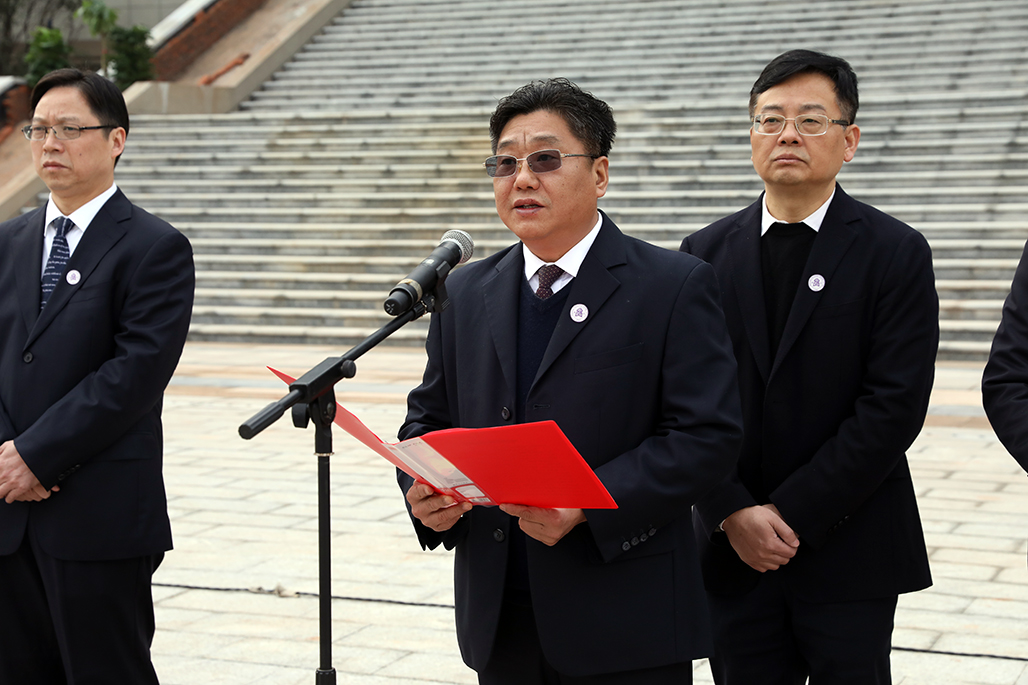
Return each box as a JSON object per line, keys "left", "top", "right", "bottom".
{"left": 66, "top": 269, "right": 81, "bottom": 285}
{"left": 808, "top": 274, "right": 825, "bottom": 292}
{"left": 570, "top": 304, "right": 589, "bottom": 323}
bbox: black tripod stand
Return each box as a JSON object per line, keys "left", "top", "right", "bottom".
{"left": 238, "top": 291, "right": 444, "bottom": 683}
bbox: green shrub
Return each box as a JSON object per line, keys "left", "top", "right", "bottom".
{"left": 110, "top": 25, "right": 154, "bottom": 90}
{"left": 24, "top": 27, "right": 72, "bottom": 87}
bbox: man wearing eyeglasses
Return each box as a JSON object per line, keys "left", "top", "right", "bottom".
{"left": 0, "top": 69, "right": 194, "bottom": 683}
{"left": 680, "top": 50, "right": 938, "bottom": 684}
{"left": 399, "top": 78, "right": 742, "bottom": 683}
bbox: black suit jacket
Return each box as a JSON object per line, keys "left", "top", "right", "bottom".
{"left": 681, "top": 186, "right": 937, "bottom": 602}
{"left": 0, "top": 189, "right": 194, "bottom": 561}
{"left": 398, "top": 214, "right": 743, "bottom": 676}
{"left": 983, "top": 240, "right": 1028, "bottom": 468}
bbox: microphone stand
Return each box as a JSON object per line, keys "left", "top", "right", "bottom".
{"left": 239, "top": 282, "right": 449, "bottom": 684}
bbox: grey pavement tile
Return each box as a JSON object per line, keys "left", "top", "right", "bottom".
{"left": 966, "top": 597, "right": 1028, "bottom": 620}
{"left": 154, "top": 656, "right": 310, "bottom": 685}
{"left": 932, "top": 549, "right": 1025, "bottom": 569}
{"left": 898, "top": 591, "right": 974, "bottom": 613}
{"left": 930, "top": 577, "right": 1028, "bottom": 603}
{"left": 925, "top": 533, "right": 1022, "bottom": 553}
{"left": 893, "top": 626, "right": 942, "bottom": 650}
{"left": 893, "top": 649, "right": 1028, "bottom": 685}
{"left": 927, "top": 561, "right": 1002, "bottom": 581}
{"left": 374, "top": 651, "right": 480, "bottom": 683}
{"left": 933, "top": 634, "right": 1028, "bottom": 663}
{"left": 899, "top": 608, "right": 1028, "bottom": 641}
{"left": 344, "top": 624, "right": 462, "bottom": 654}
{"left": 995, "top": 568, "right": 1028, "bottom": 586}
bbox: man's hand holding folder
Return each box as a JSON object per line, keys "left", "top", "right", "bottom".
{"left": 406, "top": 482, "right": 472, "bottom": 533}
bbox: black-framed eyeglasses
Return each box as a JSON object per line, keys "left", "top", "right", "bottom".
{"left": 22, "top": 124, "right": 116, "bottom": 141}
{"left": 484, "top": 149, "right": 600, "bottom": 178}
{"left": 751, "top": 113, "right": 850, "bottom": 137}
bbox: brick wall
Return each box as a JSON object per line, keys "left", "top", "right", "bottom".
{"left": 154, "top": 0, "right": 267, "bottom": 81}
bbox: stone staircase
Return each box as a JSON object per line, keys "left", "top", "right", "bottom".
{"left": 107, "top": 0, "right": 1028, "bottom": 359}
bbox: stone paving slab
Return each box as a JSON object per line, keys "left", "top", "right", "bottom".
{"left": 151, "top": 342, "right": 1028, "bottom": 684}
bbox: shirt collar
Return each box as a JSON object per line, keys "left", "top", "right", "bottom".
{"left": 44, "top": 183, "right": 118, "bottom": 234}
{"left": 760, "top": 188, "right": 835, "bottom": 236}
{"left": 522, "top": 212, "right": 604, "bottom": 282}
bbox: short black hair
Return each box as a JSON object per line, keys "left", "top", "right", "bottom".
{"left": 749, "top": 50, "right": 859, "bottom": 125}
{"left": 31, "top": 69, "right": 129, "bottom": 163}
{"left": 489, "top": 78, "right": 616, "bottom": 157}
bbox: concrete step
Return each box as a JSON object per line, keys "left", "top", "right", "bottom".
{"left": 936, "top": 280, "right": 1013, "bottom": 301}
{"left": 932, "top": 259, "right": 1020, "bottom": 280}
{"left": 190, "top": 303, "right": 430, "bottom": 331}
{"left": 939, "top": 299, "right": 1004, "bottom": 321}
{"left": 187, "top": 322, "right": 426, "bottom": 346}
{"left": 939, "top": 318, "right": 1002, "bottom": 341}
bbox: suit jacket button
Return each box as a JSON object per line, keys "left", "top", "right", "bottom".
{"left": 639, "top": 533, "right": 648, "bottom": 542}
{"left": 648, "top": 528, "right": 657, "bottom": 537}
{"left": 631, "top": 537, "right": 640, "bottom": 546}
{"left": 493, "top": 529, "right": 505, "bottom": 542}
{"left": 500, "top": 407, "right": 511, "bottom": 421}
{"left": 23, "top": 352, "right": 33, "bottom": 363}
{"left": 622, "top": 541, "right": 631, "bottom": 551}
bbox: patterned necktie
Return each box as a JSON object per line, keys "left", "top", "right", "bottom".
{"left": 535, "top": 264, "right": 565, "bottom": 300}
{"left": 41, "top": 216, "right": 74, "bottom": 310}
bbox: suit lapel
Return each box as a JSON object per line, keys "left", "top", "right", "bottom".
{"left": 770, "top": 188, "right": 858, "bottom": 378}
{"left": 727, "top": 203, "right": 772, "bottom": 383}
{"left": 481, "top": 246, "right": 523, "bottom": 399}
{"left": 533, "top": 215, "right": 624, "bottom": 387}
{"left": 12, "top": 209, "right": 45, "bottom": 337}
{"left": 28, "top": 191, "right": 131, "bottom": 347}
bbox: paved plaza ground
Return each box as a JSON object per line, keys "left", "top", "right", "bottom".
{"left": 150, "top": 341, "right": 1028, "bottom": 684}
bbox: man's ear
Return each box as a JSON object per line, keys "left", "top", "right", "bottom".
{"left": 594, "top": 155, "right": 610, "bottom": 199}
{"left": 109, "top": 127, "right": 127, "bottom": 160}
{"left": 842, "top": 124, "right": 860, "bottom": 163}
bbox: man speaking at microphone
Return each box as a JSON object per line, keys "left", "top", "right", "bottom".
{"left": 397, "top": 78, "right": 743, "bottom": 683}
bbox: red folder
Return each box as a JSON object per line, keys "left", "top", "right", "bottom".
{"left": 268, "top": 367, "right": 616, "bottom": 509}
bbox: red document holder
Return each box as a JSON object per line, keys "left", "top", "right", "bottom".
{"left": 269, "top": 367, "right": 617, "bottom": 509}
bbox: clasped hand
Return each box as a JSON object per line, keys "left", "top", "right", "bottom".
{"left": 0, "top": 440, "right": 56, "bottom": 504}
{"left": 722, "top": 503, "right": 799, "bottom": 572}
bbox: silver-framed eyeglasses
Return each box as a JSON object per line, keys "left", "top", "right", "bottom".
{"left": 484, "top": 149, "right": 600, "bottom": 178}
{"left": 751, "top": 113, "right": 850, "bottom": 136}
{"left": 22, "top": 124, "right": 116, "bottom": 141}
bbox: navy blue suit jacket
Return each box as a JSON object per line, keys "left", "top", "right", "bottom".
{"left": 0, "top": 189, "right": 194, "bottom": 561}
{"left": 398, "top": 214, "right": 743, "bottom": 676}
{"left": 681, "top": 186, "right": 937, "bottom": 602}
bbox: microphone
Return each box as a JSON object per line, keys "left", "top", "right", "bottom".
{"left": 383, "top": 230, "right": 474, "bottom": 316}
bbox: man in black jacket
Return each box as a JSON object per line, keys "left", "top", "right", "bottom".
{"left": 681, "top": 50, "right": 938, "bottom": 684}
{"left": 399, "top": 78, "right": 743, "bottom": 684}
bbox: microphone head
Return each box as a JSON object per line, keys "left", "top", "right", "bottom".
{"left": 440, "top": 230, "right": 474, "bottom": 264}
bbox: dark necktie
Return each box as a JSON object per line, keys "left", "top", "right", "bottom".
{"left": 41, "top": 216, "right": 74, "bottom": 310}
{"left": 535, "top": 264, "right": 565, "bottom": 300}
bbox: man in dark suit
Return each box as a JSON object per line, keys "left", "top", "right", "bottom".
{"left": 680, "top": 50, "right": 938, "bottom": 684}
{"left": 983, "top": 242, "right": 1028, "bottom": 469}
{"left": 398, "top": 78, "right": 743, "bottom": 683}
{"left": 0, "top": 69, "right": 194, "bottom": 683}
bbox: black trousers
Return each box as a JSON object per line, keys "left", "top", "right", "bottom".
{"left": 707, "top": 570, "right": 897, "bottom": 685}
{"left": 0, "top": 533, "right": 163, "bottom": 685}
{"left": 478, "top": 599, "right": 694, "bottom": 685}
